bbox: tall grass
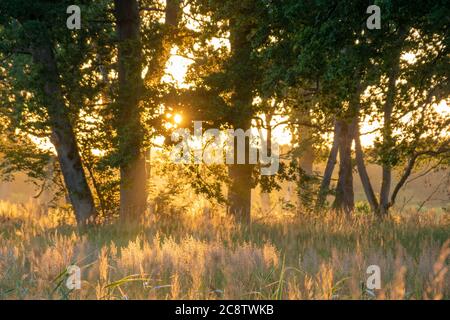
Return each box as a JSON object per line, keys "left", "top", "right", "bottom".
{"left": 0, "top": 200, "right": 448, "bottom": 299}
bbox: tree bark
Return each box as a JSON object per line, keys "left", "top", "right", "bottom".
{"left": 227, "top": 120, "right": 253, "bottom": 225}
{"left": 379, "top": 59, "right": 401, "bottom": 216}
{"left": 297, "top": 111, "right": 315, "bottom": 210}
{"left": 165, "top": 0, "right": 181, "bottom": 27}
{"left": 31, "top": 40, "right": 96, "bottom": 226}
{"left": 227, "top": 19, "right": 254, "bottom": 224}
{"left": 316, "top": 120, "right": 340, "bottom": 208}
{"left": 354, "top": 122, "right": 379, "bottom": 213}
{"left": 114, "top": 0, "right": 147, "bottom": 221}
{"left": 333, "top": 119, "right": 355, "bottom": 215}
{"left": 259, "top": 111, "right": 272, "bottom": 214}
{"left": 379, "top": 29, "right": 407, "bottom": 216}
{"left": 228, "top": 159, "right": 253, "bottom": 225}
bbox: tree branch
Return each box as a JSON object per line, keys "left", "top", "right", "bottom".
{"left": 389, "top": 145, "right": 450, "bottom": 207}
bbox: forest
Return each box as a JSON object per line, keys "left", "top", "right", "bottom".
{"left": 0, "top": 0, "right": 449, "bottom": 301}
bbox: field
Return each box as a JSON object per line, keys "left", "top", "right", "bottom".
{"left": 0, "top": 200, "right": 448, "bottom": 300}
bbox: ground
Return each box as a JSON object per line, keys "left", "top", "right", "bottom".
{"left": 0, "top": 200, "right": 448, "bottom": 300}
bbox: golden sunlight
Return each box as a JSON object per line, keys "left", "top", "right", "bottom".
{"left": 173, "top": 113, "right": 183, "bottom": 125}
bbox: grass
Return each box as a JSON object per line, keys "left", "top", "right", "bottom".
{"left": 0, "top": 200, "right": 448, "bottom": 300}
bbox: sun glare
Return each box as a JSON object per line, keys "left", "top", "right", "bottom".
{"left": 173, "top": 114, "right": 182, "bottom": 124}
{"left": 162, "top": 47, "right": 192, "bottom": 88}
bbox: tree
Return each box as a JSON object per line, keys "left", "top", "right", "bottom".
{"left": 175, "top": 0, "right": 269, "bottom": 224}
{"left": 258, "top": 0, "right": 449, "bottom": 217}
{"left": 112, "top": 0, "right": 147, "bottom": 221}
{"left": 256, "top": 0, "right": 371, "bottom": 214}
{"left": 0, "top": 0, "right": 107, "bottom": 225}
{"left": 354, "top": 0, "right": 449, "bottom": 216}
{"left": 111, "top": 0, "right": 183, "bottom": 221}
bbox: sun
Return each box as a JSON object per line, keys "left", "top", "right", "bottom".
{"left": 173, "top": 114, "right": 182, "bottom": 124}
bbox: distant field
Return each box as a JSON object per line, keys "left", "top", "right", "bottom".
{"left": 2, "top": 164, "right": 448, "bottom": 210}
{"left": 0, "top": 200, "right": 448, "bottom": 300}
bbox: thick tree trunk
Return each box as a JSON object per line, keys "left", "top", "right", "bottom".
{"left": 227, "top": 120, "right": 252, "bottom": 224}
{"left": 165, "top": 0, "right": 181, "bottom": 26}
{"left": 316, "top": 120, "right": 340, "bottom": 208}
{"left": 227, "top": 20, "right": 254, "bottom": 224}
{"left": 114, "top": 0, "right": 147, "bottom": 221}
{"left": 31, "top": 41, "right": 96, "bottom": 226}
{"left": 333, "top": 119, "right": 355, "bottom": 215}
{"left": 228, "top": 160, "right": 253, "bottom": 225}
{"left": 227, "top": 116, "right": 253, "bottom": 225}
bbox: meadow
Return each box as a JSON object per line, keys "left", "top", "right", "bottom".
{"left": 0, "top": 200, "right": 448, "bottom": 300}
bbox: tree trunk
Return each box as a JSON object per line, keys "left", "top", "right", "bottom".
{"left": 259, "top": 111, "right": 272, "bottom": 214}
{"left": 333, "top": 119, "right": 355, "bottom": 215}
{"left": 379, "top": 29, "right": 407, "bottom": 216}
{"left": 165, "top": 0, "right": 181, "bottom": 27}
{"left": 297, "top": 112, "right": 315, "bottom": 210}
{"left": 114, "top": 0, "right": 147, "bottom": 221}
{"left": 31, "top": 40, "right": 96, "bottom": 226}
{"left": 228, "top": 161, "right": 253, "bottom": 224}
{"left": 379, "top": 94, "right": 394, "bottom": 215}
{"left": 227, "top": 121, "right": 252, "bottom": 224}
{"left": 354, "top": 122, "right": 379, "bottom": 213}
{"left": 379, "top": 61, "right": 400, "bottom": 216}
{"left": 227, "top": 20, "right": 254, "bottom": 224}
{"left": 316, "top": 120, "right": 340, "bottom": 208}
